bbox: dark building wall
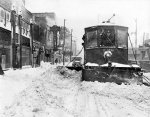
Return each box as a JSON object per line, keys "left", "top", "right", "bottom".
{"left": 33, "top": 17, "right": 47, "bottom": 44}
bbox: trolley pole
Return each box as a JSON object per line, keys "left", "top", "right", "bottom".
{"left": 70, "top": 29, "right": 73, "bottom": 62}
{"left": 63, "top": 19, "right": 66, "bottom": 65}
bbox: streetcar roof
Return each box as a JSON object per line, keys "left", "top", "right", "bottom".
{"left": 85, "top": 24, "right": 128, "bottom": 30}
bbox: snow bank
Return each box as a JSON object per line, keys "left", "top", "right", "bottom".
{"left": 1, "top": 63, "right": 81, "bottom": 117}
{"left": 0, "top": 63, "right": 52, "bottom": 116}
{"left": 1, "top": 62, "right": 150, "bottom": 117}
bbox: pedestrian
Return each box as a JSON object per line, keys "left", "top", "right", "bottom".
{"left": 0, "top": 54, "right": 4, "bottom": 75}
{"left": 36, "top": 49, "right": 41, "bottom": 66}
{"left": 55, "top": 58, "right": 58, "bottom": 65}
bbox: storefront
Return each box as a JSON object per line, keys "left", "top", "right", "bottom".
{"left": 22, "top": 36, "right": 30, "bottom": 66}
{"left": 0, "top": 28, "right": 11, "bottom": 69}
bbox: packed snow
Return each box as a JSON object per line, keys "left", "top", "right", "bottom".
{"left": 85, "top": 62, "right": 99, "bottom": 66}
{"left": 0, "top": 62, "right": 150, "bottom": 117}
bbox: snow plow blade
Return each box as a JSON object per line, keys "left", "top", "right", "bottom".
{"left": 66, "top": 66, "right": 82, "bottom": 71}
{"left": 82, "top": 63, "right": 143, "bottom": 85}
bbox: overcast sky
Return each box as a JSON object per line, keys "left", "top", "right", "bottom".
{"left": 25, "top": 0, "right": 150, "bottom": 48}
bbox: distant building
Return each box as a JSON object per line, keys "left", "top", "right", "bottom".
{"left": 32, "top": 12, "right": 57, "bottom": 63}
{"left": 33, "top": 13, "right": 56, "bottom": 26}
{"left": 32, "top": 12, "right": 56, "bottom": 50}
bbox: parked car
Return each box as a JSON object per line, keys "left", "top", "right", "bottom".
{"left": 71, "top": 56, "right": 82, "bottom": 67}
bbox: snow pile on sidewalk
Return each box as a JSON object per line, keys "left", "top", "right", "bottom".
{"left": 0, "top": 63, "right": 150, "bottom": 117}
{"left": 1, "top": 65, "right": 81, "bottom": 117}
{"left": 0, "top": 62, "right": 51, "bottom": 116}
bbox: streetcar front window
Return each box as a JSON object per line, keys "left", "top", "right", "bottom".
{"left": 117, "top": 29, "right": 128, "bottom": 48}
{"left": 86, "top": 30, "right": 97, "bottom": 48}
{"left": 98, "top": 28, "right": 115, "bottom": 46}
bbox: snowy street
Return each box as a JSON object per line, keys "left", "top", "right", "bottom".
{"left": 0, "top": 62, "right": 150, "bottom": 117}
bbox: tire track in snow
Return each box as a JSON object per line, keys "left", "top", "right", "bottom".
{"left": 42, "top": 67, "right": 81, "bottom": 117}
{"left": 94, "top": 95, "right": 110, "bottom": 117}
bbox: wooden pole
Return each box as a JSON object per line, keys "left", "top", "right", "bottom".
{"left": 30, "top": 19, "right": 34, "bottom": 67}
{"left": 10, "top": 10, "right": 16, "bottom": 69}
{"left": 18, "top": 14, "right": 22, "bottom": 69}
{"left": 63, "top": 19, "right": 66, "bottom": 65}
{"left": 135, "top": 18, "right": 137, "bottom": 61}
{"left": 70, "top": 29, "right": 73, "bottom": 62}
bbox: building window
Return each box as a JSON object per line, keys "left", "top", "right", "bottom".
{"left": 1, "top": 9, "right": 5, "bottom": 19}
{"left": 6, "top": 12, "right": 10, "bottom": 22}
{"left": 0, "top": 7, "right": 5, "bottom": 23}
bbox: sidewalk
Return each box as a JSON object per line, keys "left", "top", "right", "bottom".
{"left": 0, "top": 65, "right": 45, "bottom": 114}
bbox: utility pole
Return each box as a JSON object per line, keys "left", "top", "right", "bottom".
{"left": 30, "top": 19, "right": 34, "bottom": 67}
{"left": 135, "top": 18, "right": 137, "bottom": 61}
{"left": 63, "top": 19, "right": 66, "bottom": 65}
{"left": 10, "top": 7, "right": 17, "bottom": 69}
{"left": 143, "top": 32, "right": 145, "bottom": 46}
{"left": 18, "top": 9, "right": 22, "bottom": 69}
{"left": 73, "top": 40, "right": 76, "bottom": 56}
{"left": 70, "top": 29, "right": 73, "bottom": 62}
